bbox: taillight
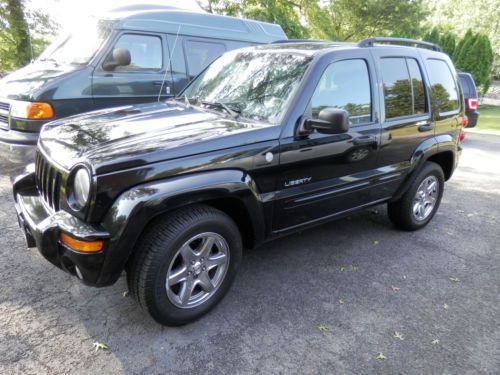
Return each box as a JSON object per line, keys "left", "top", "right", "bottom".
{"left": 459, "top": 115, "right": 468, "bottom": 142}
{"left": 467, "top": 98, "right": 478, "bottom": 111}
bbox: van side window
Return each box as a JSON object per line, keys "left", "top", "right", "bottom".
{"left": 310, "top": 59, "right": 372, "bottom": 125}
{"left": 426, "top": 59, "right": 459, "bottom": 113}
{"left": 184, "top": 40, "right": 226, "bottom": 78}
{"left": 113, "top": 34, "right": 163, "bottom": 71}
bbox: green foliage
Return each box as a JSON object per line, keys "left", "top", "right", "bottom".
{"left": 0, "top": 0, "right": 56, "bottom": 72}
{"left": 304, "top": 0, "right": 428, "bottom": 41}
{"left": 454, "top": 30, "right": 494, "bottom": 95}
{"left": 201, "top": 0, "right": 306, "bottom": 38}
{"left": 424, "top": 27, "right": 440, "bottom": 45}
{"left": 423, "top": 27, "right": 455, "bottom": 57}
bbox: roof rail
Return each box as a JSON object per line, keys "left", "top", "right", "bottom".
{"left": 273, "top": 39, "right": 329, "bottom": 44}
{"left": 358, "top": 37, "right": 441, "bottom": 51}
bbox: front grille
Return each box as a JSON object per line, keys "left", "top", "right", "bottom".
{"left": 35, "top": 152, "right": 62, "bottom": 211}
{"left": 0, "top": 101, "right": 9, "bottom": 128}
{"left": 0, "top": 101, "right": 9, "bottom": 111}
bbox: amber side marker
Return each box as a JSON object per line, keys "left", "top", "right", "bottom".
{"left": 60, "top": 232, "right": 104, "bottom": 253}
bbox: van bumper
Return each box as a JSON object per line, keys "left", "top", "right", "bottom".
{"left": 0, "top": 127, "right": 39, "bottom": 145}
{"left": 13, "top": 167, "right": 113, "bottom": 287}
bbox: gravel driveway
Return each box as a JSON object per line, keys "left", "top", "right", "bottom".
{"left": 0, "top": 133, "right": 499, "bottom": 374}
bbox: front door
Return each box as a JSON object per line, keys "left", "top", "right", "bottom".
{"left": 274, "top": 54, "right": 382, "bottom": 231}
{"left": 92, "top": 32, "right": 173, "bottom": 109}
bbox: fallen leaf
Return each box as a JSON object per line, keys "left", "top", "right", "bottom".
{"left": 376, "top": 352, "right": 387, "bottom": 360}
{"left": 449, "top": 277, "right": 460, "bottom": 283}
{"left": 393, "top": 331, "right": 405, "bottom": 341}
{"left": 318, "top": 324, "right": 329, "bottom": 333}
{"left": 467, "top": 213, "right": 474, "bottom": 217}
{"left": 122, "top": 291, "right": 129, "bottom": 297}
{"left": 391, "top": 286, "right": 401, "bottom": 292}
{"left": 340, "top": 265, "right": 358, "bottom": 272}
{"left": 443, "top": 303, "right": 449, "bottom": 310}
{"left": 373, "top": 240, "right": 380, "bottom": 246}
{"left": 93, "top": 342, "right": 109, "bottom": 352}
{"left": 431, "top": 339, "right": 440, "bottom": 345}
{"left": 338, "top": 299, "right": 345, "bottom": 304}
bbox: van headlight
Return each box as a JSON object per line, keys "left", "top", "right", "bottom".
{"left": 70, "top": 167, "right": 91, "bottom": 210}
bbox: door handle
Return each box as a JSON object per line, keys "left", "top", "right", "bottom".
{"left": 353, "top": 135, "right": 377, "bottom": 146}
{"left": 153, "top": 80, "right": 170, "bottom": 86}
{"left": 418, "top": 123, "right": 434, "bottom": 132}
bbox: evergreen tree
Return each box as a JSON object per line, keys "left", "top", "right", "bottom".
{"left": 440, "top": 32, "right": 456, "bottom": 57}
{"left": 424, "top": 27, "right": 440, "bottom": 45}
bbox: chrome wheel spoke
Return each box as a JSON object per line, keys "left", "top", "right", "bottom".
{"left": 180, "top": 244, "right": 195, "bottom": 264}
{"left": 168, "top": 266, "right": 188, "bottom": 286}
{"left": 199, "top": 236, "right": 215, "bottom": 258}
{"left": 179, "top": 278, "right": 196, "bottom": 305}
{"left": 206, "top": 253, "right": 227, "bottom": 270}
{"left": 198, "top": 272, "right": 215, "bottom": 292}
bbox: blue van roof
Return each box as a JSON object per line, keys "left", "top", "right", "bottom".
{"left": 104, "top": 9, "right": 287, "bottom": 44}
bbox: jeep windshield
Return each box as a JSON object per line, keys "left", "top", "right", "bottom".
{"left": 181, "top": 50, "right": 312, "bottom": 124}
{"left": 38, "top": 18, "right": 113, "bottom": 66}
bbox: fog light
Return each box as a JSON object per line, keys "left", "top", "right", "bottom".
{"left": 60, "top": 232, "right": 104, "bottom": 253}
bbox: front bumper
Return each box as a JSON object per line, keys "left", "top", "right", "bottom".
{"left": 13, "top": 167, "right": 111, "bottom": 286}
{"left": 0, "top": 127, "right": 40, "bottom": 145}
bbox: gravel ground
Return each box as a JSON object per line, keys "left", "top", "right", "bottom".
{"left": 0, "top": 133, "right": 499, "bottom": 374}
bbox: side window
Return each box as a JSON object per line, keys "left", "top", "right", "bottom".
{"left": 459, "top": 75, "right": 471, "bottom": 97}
{"left": 426, "top": 59, "right": 459, "bottom": 113}
{"left": 407, "top": 59, "right": 426, "bottom": 115}
{"left": 380, "top": 58, "right": 413, "bottom": 119}
{"left": 184, "top": 40, "right": 226, "bottom": 78}
{"left": 310, "top": 59, "right": 372, "bottom": 125}
{"left": 112, "top": 34, "right": 162, "bottom": 71}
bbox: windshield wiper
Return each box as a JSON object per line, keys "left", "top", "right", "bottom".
{"left": 201, "top": 101, "right": 241, "bottom": 118}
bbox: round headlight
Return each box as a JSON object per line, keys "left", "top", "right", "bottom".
{"left": 73, "top": 168, "right": 91, "bottom": 208}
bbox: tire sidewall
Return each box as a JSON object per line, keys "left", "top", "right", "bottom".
{"left": 147, "top": 212, "right": 242, "bottom": 325}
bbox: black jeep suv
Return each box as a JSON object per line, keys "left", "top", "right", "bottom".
{"left": 13, "top": 38, "right": 465, "bottom": 325}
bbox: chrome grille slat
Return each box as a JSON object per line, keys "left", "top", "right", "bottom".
{"left": 35, "top": 151, "right": 62, "bottom": 211}
{"left": 0, "top": 101, "right": 9, "bottom": 111}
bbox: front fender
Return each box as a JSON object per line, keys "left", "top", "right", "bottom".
{"left": 96, "top": 169, "right": 265, "bottom": 286}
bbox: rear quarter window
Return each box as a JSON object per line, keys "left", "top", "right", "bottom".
{"left": 426, "top": 59, "right": 460, "bottom": 114}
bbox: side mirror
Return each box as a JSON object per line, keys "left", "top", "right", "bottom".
{"left": 102, "top": 48, "right": 131, "bottom": 71}
{"left": 299, "top": 108, "right": 350, "bottom": 135}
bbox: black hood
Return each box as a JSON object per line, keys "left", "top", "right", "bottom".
{"left": 39, "top": 101, "right": 274, "bottom": 174}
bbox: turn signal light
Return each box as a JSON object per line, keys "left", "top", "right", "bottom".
{"left": 60, "top": 232, "right": 104, "bottom": 253}
{"left": 26, "top": 102, "right": 54, "bottom": 119}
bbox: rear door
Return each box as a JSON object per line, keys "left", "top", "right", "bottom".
{"left": 368, "top": 49, "right": 434, "bottom": 200}
{"left": 92, "top": 32, "right": 172, "bottom": 108}
{"left": 273, "top": 50, "right": 382, "bottom": 231}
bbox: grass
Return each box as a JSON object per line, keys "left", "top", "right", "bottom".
{"left": 477, "top": 105, "right": 500, "bottom": 131}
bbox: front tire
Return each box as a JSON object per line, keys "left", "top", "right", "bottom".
{"left": 388, "top": 161, "right": 444, "bottom": 231}
{"left": 127, "top": 205, "right": 242, "bottom": 326}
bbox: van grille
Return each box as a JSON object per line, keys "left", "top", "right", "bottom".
{"left": 0, "top": 101, "right": 9, "bottom": 129}
{"left": 35, "top": 151, "right": 62, "bottom": 211}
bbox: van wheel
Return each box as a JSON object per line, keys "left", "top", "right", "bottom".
{"left": 388, "top": 161, "right": 444, "bottom": 231}
{"left": 127, "top": 205, "right": 242, "bottom": 326}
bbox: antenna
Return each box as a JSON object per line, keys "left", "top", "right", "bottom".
{"left": 157, "top": 24, "right": 181, "bottom": 102}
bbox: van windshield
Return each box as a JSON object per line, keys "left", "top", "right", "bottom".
{"left": 38, "top": 19, "right": 113, "bottom": 65}
{"left": 182, "top": 50, "right": 311, "bottom": 124}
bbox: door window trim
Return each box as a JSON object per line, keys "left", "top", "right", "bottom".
{"left": 379, "top": 56, "right": 430, "bottom": 123}
{"left": 307, "top": 57, "right": 375, "bottom": 128}
{"left": 99, "top": 32, "right": 165, "bottom": 74}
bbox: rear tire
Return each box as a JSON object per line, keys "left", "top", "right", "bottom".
{"left": 127, "top": 205, "right": 242, "bottom": 326}
{"left": 388, "top": 161, "right": 444, "bottom": 231}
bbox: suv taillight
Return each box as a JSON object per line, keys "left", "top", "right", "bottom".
{"left": 467, "top": 98, "right": 478, "bottom": 111}
{"left": 459, "top": 115, "right": 468, "bottom": 142}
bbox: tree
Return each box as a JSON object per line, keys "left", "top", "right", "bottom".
{"left": 454, "top": 30, "right": 494, "bottom": 95}
{"left": 0, "top": 0, "right": 56, "bottom": 71}
{"left": 304, "top": 0, "right": 428, "bottom": 41}
{"left": 423, "top": 27, "right": 456, "bottom": 57}
{"left": 200, "top": 0, "right": 306, "bottom": 38}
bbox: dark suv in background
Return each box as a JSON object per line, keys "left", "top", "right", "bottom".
{"left": 458, "top": 72, "right": 479, "bottom": 127}
{"left": 13, "top": 37, "right": 465, "bottom": 325}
